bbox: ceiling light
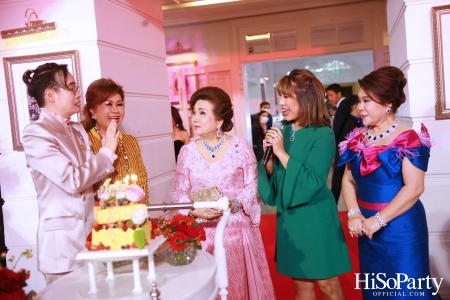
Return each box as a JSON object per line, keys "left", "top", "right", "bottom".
{"left": 245, "top": 33, "right": 270, "bottom": 41}
{"left": 163, "top": 0, "right": 245, "bottom": 10}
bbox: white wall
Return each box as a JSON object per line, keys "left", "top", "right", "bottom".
{"left": 0, "top": 0, "right": 171, "bottom": 293}
{"left": 387, "top": 0, "right": 450, "bottom": 296}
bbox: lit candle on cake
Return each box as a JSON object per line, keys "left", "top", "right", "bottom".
{"left": 114, "top": 181, "right": 121, "bottom": 206}
{"left": 123, "top": 175, "right": 130, "bottom": 186}
{"left": 131, "top": 174, "right": 137, "bottom": 185}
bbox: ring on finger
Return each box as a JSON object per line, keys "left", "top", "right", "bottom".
{"left": 349, "top": 227, "right": 353, "bottom": 232}
{"left": 361, "top": 228, "right": 366, "bottom": 234}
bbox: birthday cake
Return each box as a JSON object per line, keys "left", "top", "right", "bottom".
{"left": 86, "top": 178, "right": 151, "bottom": 251}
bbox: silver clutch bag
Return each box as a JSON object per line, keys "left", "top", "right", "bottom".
{"left": 188, "top": 187, "right": 223, "bottom": 202}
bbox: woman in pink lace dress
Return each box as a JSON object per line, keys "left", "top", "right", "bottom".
{"left": 171, "top": 87, "right": 276, "bottom": 300}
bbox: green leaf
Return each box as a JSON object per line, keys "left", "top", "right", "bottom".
{"left": 26, "top": 291, "right": 36, "bottom": 299}
{"left": 133, "top": 229, "right": 146, "bottom": 250}
{"left": 194, "top": 244, "right": 202, "bottom": 250}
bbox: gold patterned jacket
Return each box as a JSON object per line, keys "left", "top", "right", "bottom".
{"left": 87, "top": 128, "right": 149, "bottom": 202}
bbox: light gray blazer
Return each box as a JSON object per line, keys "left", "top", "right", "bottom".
{"left": 22, "top": 109, "right": 114, "bottom": 274}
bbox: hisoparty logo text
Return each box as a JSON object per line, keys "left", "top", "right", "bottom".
{"left": 355, "top": 273, "right": 442, "bottom": 296}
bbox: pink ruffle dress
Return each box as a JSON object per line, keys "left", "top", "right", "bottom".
{"left": 171, "top": 136, "right": 275, "bottom": 300}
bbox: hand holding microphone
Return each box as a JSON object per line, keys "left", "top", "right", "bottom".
{"left": 262, "top": 121, "right": 284, "bottom": 166}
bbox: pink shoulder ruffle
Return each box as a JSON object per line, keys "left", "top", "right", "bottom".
{"left": 338, "top": 127, "right": 367, "bottom": 155}
{"left": 418, "top": 123, "right": 432, "bottom": 148}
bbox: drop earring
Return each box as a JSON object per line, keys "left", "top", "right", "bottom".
{"left": 386, "top": 107, "right": 391, "bottom": 114}
{"left": 216, "top": 126, "right": 221, "bottom": 138}
{"left": 92, "top": 115, "right": 96, "bottom": 120}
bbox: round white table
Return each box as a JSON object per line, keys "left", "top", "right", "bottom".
{"left": 36, "top": 251, "right": 217, "bottom": 300}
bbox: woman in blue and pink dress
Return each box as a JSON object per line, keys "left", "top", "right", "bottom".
{"left": 339, "top": 66, "right": 441, "bottom": 299}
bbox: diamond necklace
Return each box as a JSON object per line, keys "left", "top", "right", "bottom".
{"left": 202, "top": 136, "right": 226, "bottom": 159}
{"left": 94, "top": 126, "right": 130, "bottom": 174}
{"left": 290, "top": 123, "right": 303, "bottom": 142}
{"left": 366, "top": 120, "right": 399, "bottom": 143}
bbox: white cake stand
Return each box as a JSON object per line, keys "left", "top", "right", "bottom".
{"left": 75, "top": 235, "right": 166, "bottom": 295}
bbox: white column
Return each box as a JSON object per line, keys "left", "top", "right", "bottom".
{"left": 0, "top": 0, "right": 170, "bottom": 293}
{"left": 387, "top": 0, "right": 450, "bottom": 296}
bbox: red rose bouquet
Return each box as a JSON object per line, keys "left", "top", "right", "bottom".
{"left": 150, "top": 214, "right": 206, "bottom": 251}
{"left": 0, "top": 249, "right": 36, "bottom": 300}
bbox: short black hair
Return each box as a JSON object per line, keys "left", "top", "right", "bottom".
{"left": 260, "top": 101, "right": 270, "bottom": 108}
{"left": 325, "top": 83, "right": 343, "bottom": 94}
{"left": 257, "top": 110, "right": 270, "bottom": 118}
{"left": 345, "top": 95, "right": 359, "bottom": 109}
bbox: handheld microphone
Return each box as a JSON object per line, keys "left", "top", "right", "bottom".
{"left": 261, "top": 121, "right": 283, "bottom": 166}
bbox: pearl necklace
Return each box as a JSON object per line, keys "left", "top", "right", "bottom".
{"left": 94, "top": 126, "right": 130, "bottom": 174}
{"left": 366, "top": 120, "right": 399, "bottom": 143}
{"left": 290, "top": 124, "right": 303, "bottom": 142}
{"left": 202, "top": 136, "right": 226, "bottom": 159}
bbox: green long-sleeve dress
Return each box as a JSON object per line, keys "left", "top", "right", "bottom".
{"left": 258, "top": 124, "right": 351, "bottom": 279}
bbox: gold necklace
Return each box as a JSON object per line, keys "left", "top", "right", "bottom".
{"left": 94, "top": 126, "right": 130, "bottom": 174}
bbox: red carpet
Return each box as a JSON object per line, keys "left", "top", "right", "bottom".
{"left": 260, "top": 212, "right": 362, "bottom": 300}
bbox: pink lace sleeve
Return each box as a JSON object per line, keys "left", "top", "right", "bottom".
{"left": 236, "top": 139, "right": 261, "bottom": 226}
{"left": 170, "top": 146, "right": 192, "bottom": 214}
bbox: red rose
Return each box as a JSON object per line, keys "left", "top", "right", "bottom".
{"left": 0, "top": 288, "right": 28, "bottom": 300}
{"left": 169, "top": 232, "right": 188, "bottom": 251}
{"left": 186, "top": 226, "right": 199, "bottom": 238}
{"left": 0, "top": 268, "right": 27, "bottom": 293}
{"left": 176, "top": 223, "right": 188, "bottom": 233}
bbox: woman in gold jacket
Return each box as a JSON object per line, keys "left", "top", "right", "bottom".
{"left": 81, "top": 78, "right": 149, "bottom": 202}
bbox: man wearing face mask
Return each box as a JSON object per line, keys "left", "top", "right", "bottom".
{"left": 252, "top": 110, "right": 271, "bottom": 161}
{"left": 251, "top": 101, "right": 273, "bottom": 129}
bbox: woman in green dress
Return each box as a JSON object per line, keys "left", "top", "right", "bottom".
{"left": 258, "top": 69, "right": 351, "bottom": 300}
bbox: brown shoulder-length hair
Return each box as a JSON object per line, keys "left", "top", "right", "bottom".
{"left": 81, "top": 78, "right": 125, "bottom": 131}
{"left": 358, "top": 66, "right": 407, "bottom": 113}
{"left": 277, "top": 69, "right": 330, "bottom": 128}
{"left": 189, "top": 86, "right": 234, "bottom": 132}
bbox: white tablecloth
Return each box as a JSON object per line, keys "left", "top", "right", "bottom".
{"left": 36, "top": 250, "right": 217, "bottom": 300}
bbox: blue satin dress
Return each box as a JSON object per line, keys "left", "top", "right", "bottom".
{"left": 338, "top": 125, "right": 441, "bottom": 299}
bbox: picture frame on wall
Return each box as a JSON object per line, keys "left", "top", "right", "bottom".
{"left": 3, "top": 50, "right": 81, "bottom": 151}
{"left": 432, "top": 4, "right": 450, "bottom": 119}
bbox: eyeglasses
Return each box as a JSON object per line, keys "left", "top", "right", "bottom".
{"left": 70, "top": 85, "right": 81, "bottom": 95}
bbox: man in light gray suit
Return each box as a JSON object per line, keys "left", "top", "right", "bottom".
{"left": 22, "top": 63, "right": 119, "bottom": 285}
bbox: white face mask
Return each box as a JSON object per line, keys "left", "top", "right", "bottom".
{"left": 260, "top": 116, "right": 269, "bottom": 124}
